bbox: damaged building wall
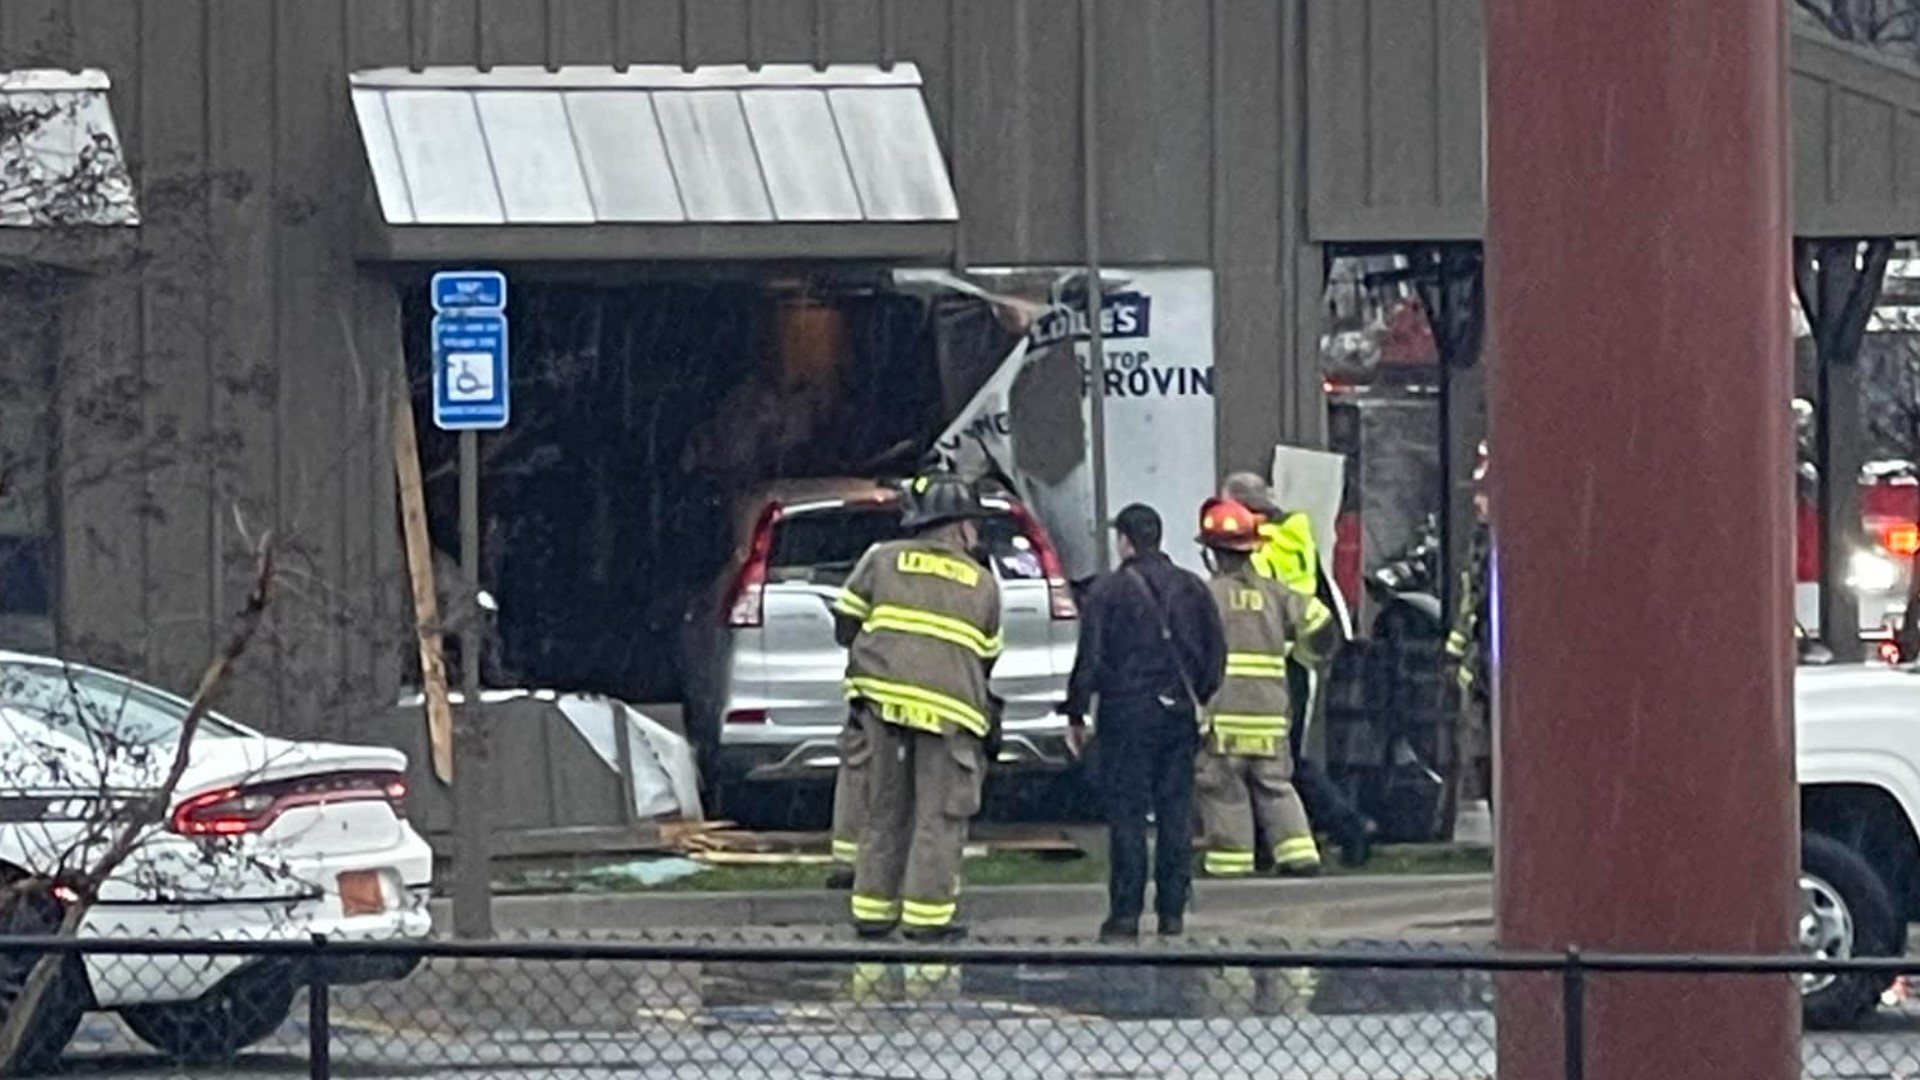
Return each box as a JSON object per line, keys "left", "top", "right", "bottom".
{"left": 1, "top": 0, "right": 1388, "bottom": 737}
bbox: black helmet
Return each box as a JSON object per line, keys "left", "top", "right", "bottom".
{"left": 899, "top": 472, "right": 987, "bottom": 532}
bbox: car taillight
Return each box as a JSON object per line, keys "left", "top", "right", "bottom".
{"left": 1881, "top": 640, "right": 1905, "bottom": 665}
{"left": 725, "top": 709, "right": 769, "bottom": 725}
{"left": 725, "top": 502, "right": 783, "bottom": 628}
{"left": 171, "top": 770, "right": 408, "bottom": 837}
{"left": 1882, "top": 522, "right": 1920, "bottom": 559}
{"left": 1006, "top": 501, "right": 1078, "bottom": 620}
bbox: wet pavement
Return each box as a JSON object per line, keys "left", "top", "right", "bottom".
{"left": 54, "top": 942, "right": 1920, "bottom": 1079}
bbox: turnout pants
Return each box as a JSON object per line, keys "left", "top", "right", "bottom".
{"left": 1197, "top": 744, "right": 1320, "bottom": 876}
{"left": 829, "top": 718, "right": 871, "bottom": 866}
{"left": 850, "top": 710, "right": 987, "bottom": 932}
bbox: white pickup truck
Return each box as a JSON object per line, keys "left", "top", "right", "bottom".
{"left": 1798, "top": 658, "right": 1920, "bottom": 1029}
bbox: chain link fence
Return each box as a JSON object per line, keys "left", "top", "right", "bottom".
{"left": 3, "top": 930, "right": 1918, "bottom": 1079}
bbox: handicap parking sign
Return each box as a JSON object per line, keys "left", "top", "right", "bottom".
{"left": 432, "top": 313, "right": 509, "bottom": 430}
{"left": 429, "top": 269, "right": 510, "bottom": 432}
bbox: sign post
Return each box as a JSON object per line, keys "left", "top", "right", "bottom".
{"left": 430, "top": 269, "right": 509, "bottom": 940}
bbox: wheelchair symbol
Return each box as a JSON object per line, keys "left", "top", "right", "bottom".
{"left": 445, "top": 352, "right": 494, "bottom": 403}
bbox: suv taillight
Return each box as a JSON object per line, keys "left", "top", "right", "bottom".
{"left": 172, "top": 771, "right": 408, "bottom": 837}
{"left": 725, "top": 501, "right": 783, "bottom": 628}
{"left": 1006, "top": 501, "right": 1077, "bottom": 620}
{"left": 1880, "top": 521, "right": 1920, "bottom": 558}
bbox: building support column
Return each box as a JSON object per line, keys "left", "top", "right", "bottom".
{"left": 1487, "top": 2, "right": 1798, "bottom": 1079}
{"left": 1796, "top": 238, "right": 1892, "bottom": 661}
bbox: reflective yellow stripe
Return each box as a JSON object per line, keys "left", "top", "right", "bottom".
{"left": 1205, "top": 850, "right": 1256, "bottom": 876}
{"left": 1445, "top": 630, "right": 1469, "bottom": 658}
{"left": 1275, "top": 836, "right": 1321, "bottom": 867}
{"left": 863, "top": 604, "right": 1003, "bottom": 659}
{"left": 849, "top": 962, "right": 890, "bottom": 1003}
{"left": 834, "top": 590, "right": 872, "bottom": 619}
{"left": 851, "top": 894, "right": 900, "bottom": 923}
{"left": 1302, "top": 599, "right": 1333, "bottom": 634}
{"left": 831, "top": 838, "right": 859, "bottom": 862}
{"left": 1211, "top": 714, "right": 1289, "bottom": 734}
{"left": 845, "top": 676, "right": 989, "bottom": 737}
{"left": 901, "top": 899, "right": 957, "bottom": 928}
{"left": 1225, "top": 652, "right": 1288, "bottom": 679}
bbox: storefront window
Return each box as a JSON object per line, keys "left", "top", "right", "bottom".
{"left": 1320, "top": 252, "right": 1444, "bottom": 627}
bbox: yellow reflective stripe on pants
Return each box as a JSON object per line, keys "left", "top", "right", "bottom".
{"left": 1205, "top": 850, "right": 1256, "bottom": 876}
{"left": 1211, "top": 714, "right": 1289, "bottom": 735}
{"left": 851, "top": 893, "right": 900, "bottom": 923}
{"left": 835, "top": 589, "right": 872, "bottom": 619}
{"left": 863, "top": 604, "right": 1003, "bottom": 659}
{"left": 1445, "top": 630, "right": 1469, "bottom": 658}
{"left": 901, "top": 898, "right": 957, "bottom": 928}
{"left": 831, "top": 838, "right": 859, "bottom": 863}
{"left": 1275, "top": 835, "right": 1321, "bottom": 868}
{"left": 845, "top": 676, "right": 989, "bottom": 737}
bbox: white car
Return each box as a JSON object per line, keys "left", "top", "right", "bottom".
{"left": 681, "top": 478, "right": 1080, "bottom": 821}
{"left": 0, "top": 650, "right": 432, "bottom": 1068}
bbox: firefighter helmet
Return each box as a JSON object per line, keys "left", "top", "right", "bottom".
{"left": 1197, "top": 497, "right": 1265, "bottom": 552}
{"left": 898, "top": 471, "right": 988, "bottom": 532}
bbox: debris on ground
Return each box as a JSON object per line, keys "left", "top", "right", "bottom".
{"left": 655, "top": 823, "right": 1090, "bottom": 866}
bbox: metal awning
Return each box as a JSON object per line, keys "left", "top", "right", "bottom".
{"left": 0, "top": 69, "right": 138, "bottom": 264}
{"left": 349, "top": 64, "right": 959, "bottom": 263}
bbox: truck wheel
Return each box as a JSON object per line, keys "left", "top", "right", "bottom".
{"left": 0, "top": 889, "right": 85, "bottom": 1076}
{"left": 1801, "top": 830, "right": 1902, "bottom": 1031}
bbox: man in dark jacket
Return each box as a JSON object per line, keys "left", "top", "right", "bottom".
{"left": 1064, "top": 504, "right": 1226, "bottom": 940}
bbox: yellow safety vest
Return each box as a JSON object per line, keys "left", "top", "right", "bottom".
{"left": 1250, "top": 512, "right": 1320, "bottom": 599}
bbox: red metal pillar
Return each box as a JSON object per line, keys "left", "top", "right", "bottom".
{"left": 1486, "top": 2, "right": 1799, "bottom": 1078}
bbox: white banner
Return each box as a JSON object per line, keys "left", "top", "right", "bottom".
{"left": 931, "top": 268, "right": 1218, "bottom": 579}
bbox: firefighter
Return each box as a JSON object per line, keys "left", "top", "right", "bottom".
{"left": 832, "top": 472, "right": 1001, "bottom": 941}
{"left": 824, "top": 713, "right": 868, "bottom": 890}
{"left": 1446, "top": 442, "right": 1494, "bottom": 807}
{"left": 1218, "top": 472, "right": 1376, "bottom": 866}
{"left": 1194, "top": 497, "right": 1341, "bottom": 877}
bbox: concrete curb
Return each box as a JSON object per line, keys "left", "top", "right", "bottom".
{"left": 434, "top": 873, "right": 1493, "bottom": 933}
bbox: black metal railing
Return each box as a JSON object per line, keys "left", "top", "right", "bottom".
{"left": 0, "top": 931, "right": 1914, "bottom": 1079}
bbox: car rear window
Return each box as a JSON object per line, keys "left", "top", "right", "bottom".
{"left": 0, "top": 663, "right": 244, "bottom": 746}
{"left": 769, "top": 506, "right": 904, "bottom": 585}
{"left": 767, "top": 505, "right": 1044, "bottom": 585}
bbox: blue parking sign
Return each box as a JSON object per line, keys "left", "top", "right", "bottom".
{"left": 432, "top": 312, "right": 510, "bottom": 431}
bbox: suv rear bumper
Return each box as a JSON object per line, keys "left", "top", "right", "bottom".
{"left": 713, "top": 729, "right": 1076, "bottom": 783}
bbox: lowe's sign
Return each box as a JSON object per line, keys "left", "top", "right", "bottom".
{"left": 1028, "top": 291, "right": 1152, "bottom": 349}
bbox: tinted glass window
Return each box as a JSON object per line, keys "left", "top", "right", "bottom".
{"left": 978, "top": 513, "right": 1046, "bottom": 581}
{"left": 0, "top": 663, "right": 243, "bottom": 747}
{"left": 768, "top": 506, "right": 1042, "bottom": 584}
{"left": 768, "top": 507, "right": 904, "bottom": 585}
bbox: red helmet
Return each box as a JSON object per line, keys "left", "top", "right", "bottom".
{"left": 1197, "top": 497, "right": 1264, "bottom": 552}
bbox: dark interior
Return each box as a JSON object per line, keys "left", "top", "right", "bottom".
{"left": 402, "top": 279, "right": 945, "bottom": 703}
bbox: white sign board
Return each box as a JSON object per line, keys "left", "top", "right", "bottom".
{"left": 934, "top": 267, "right": 1218, "bottom": 578}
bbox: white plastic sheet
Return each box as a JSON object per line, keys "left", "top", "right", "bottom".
{"left": 553, "top": 695, "right": 705, "bottom": 822}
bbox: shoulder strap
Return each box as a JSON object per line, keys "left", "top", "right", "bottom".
{"left": 1123, "top": 566, "right": 1204, "bottom": 712}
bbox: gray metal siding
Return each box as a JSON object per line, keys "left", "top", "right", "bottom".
{"left": 1306, "top": 3, "right": 1920, "bottom": 242}
{"left": 1791, "top": 33, "right": 1920, "bottom": 237}
{"left": 19, "top": 0, "right": 1320, "bottom": 736}
{"left": 1307, "top": 0, "right": 1486, "bottom": 242}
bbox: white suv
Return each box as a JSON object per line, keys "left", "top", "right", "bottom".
{"left": 0, "top": 651, "right": 432, "bottom": 1068}
{"left": 681, "top": 478, "right": 1079, "bottom": 820}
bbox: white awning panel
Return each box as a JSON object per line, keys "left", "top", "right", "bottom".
{"left": 349, "top": 64, "right": 960, "bottom": 227}
{"left": 0, "top": 69, "right": 138, "bottom": 227}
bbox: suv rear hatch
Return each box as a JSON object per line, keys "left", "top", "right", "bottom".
{"left": 720, "top": 493, "right": 1076, "bottom": 738}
